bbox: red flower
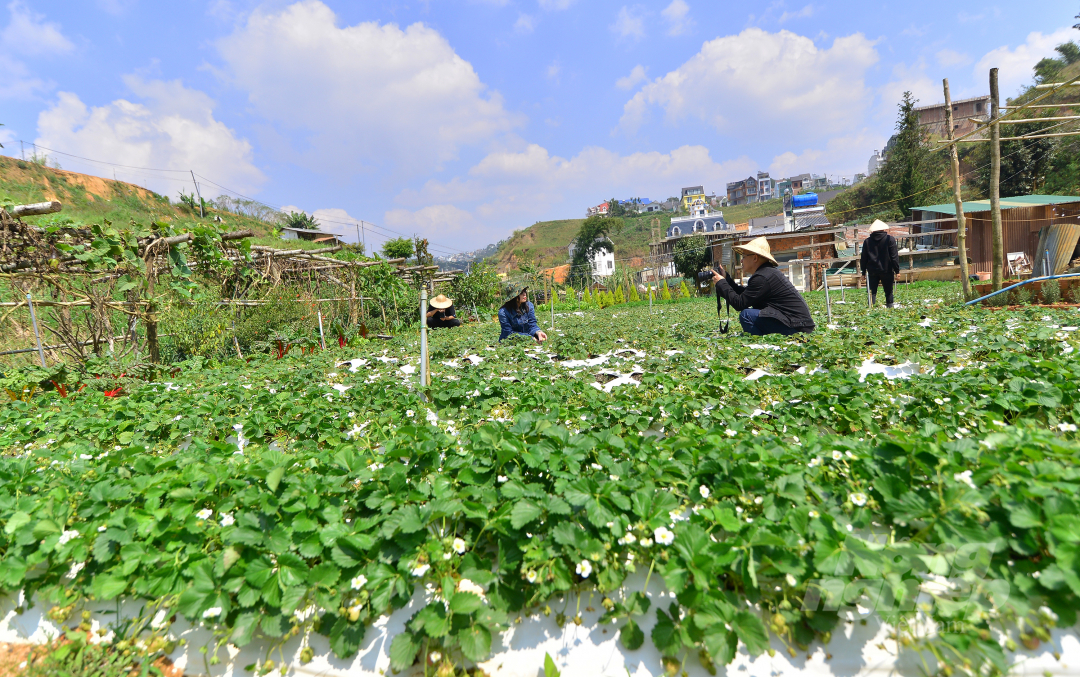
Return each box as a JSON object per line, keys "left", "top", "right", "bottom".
{"left": 104, "top": 387, "right": 123, "bottom": 397}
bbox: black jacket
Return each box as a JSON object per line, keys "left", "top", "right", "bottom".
{"left": 860, "top": 231, "right": 900, "bottom": 275}
{"left": 715, "top": 264, "right": 815, "bottom": 331}
{"left": 427, "top": 303, "right": 457, "bottom": 327}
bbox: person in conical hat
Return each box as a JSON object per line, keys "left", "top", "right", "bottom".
{"left": 860, "top": 220, "right": 900, "bottom": 308}
{"left": 426, "top": 293, "right": 461, "bottom": 329}
{"left": 709, "top": 236, "right": 816, "bottom": 336}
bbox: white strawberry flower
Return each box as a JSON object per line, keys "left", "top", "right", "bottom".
{"left": 654, "top": 526, "right": 675, "bottom": 546}
{"left": 196, "top": 509, "right": 213, "bottom": 520}
{"left": 699, "top": 485, "right": 710, "bottom": 499}
{"left": 57, "top": 530, "right": 80, "bottom": 546}
{"left": 202, "top": 607, "right": 223, "bottom": 619}
{"left": 411, "top": 563, "right": 430, "bottom": 577}
{"left": 453, "top": 537, "right": 467, "bottom": 554}
{"left": 850, "top": 492, "right": 868, "bottom": 507}
{"left": 351, "top": 575, "right": 368, "bottom": 590}
{"left": 219, "top": 513, "right": 235, "bottom": 527}
{"left": 575, "top": 560, "right": 593, "bottom": 578}
{"left": 526, "top": 570, "right": 538, "bottom": 583}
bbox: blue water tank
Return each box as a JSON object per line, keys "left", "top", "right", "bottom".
{"left": 792, "top": 193, "right": 818, "bottom": 208}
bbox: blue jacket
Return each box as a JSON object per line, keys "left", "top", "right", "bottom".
{"left": 498, "top": 303, "right": 540, "bottom": 341}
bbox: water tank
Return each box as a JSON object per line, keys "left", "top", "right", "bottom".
{"left": 792, "top": 193, "right": 818, "bottom": 208}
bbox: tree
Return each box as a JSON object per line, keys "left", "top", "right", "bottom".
{"left": 875, "top": 92, "right": 946, "bottom": 216}
{"left": 661, "top": 280, "right": 672, "bottom": 301}
{"left": 382, "top": 237, "right": 415, "bottom": 260}
{"left": 614, "top": 286, "right": 625, "bottom": 304}
{"left": 628, "top": 284, "right": 640, "bottom": 302}
{"left": 582, "top": 285, "right": 593, "bottom": 305}
{"left": 285, "top": 211, "right": 320, "bottom": 230}
{"left": 679, "top": 280, "right": 692, "bottom": 299}
{"left": 570, "top": 215, "right": 623, "bottom": 284}
{"left": 448, "top": 260, "right": 501, "bottom": 310}
{"left": 971, "top": 116, "right": 1057, "bottom": 197}
{"left": 672, "top": 233, "right": 711, "bottom": 281}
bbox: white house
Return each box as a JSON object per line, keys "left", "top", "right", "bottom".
{"left": 567, "top": 237, "right": 616, "bottom": 279}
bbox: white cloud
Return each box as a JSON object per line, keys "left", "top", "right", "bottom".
{"left": 514, "top": 13, "right": 536, "bottom": 34}
{"left": 0, "top": 124, "right": 15, "bottom": 147}
{"left": 935, "top": 49, "right": 972, "bottom": 68}
{"left": 1, "top": 1, "right": 74, "bottom": 56}
{"left": 538, "top": 0, "right": 574, "bottom": 9}
{"left": 390, "top": 143, "right": 756, "bottom": 247}
{"left": 0, "top": 2, "right": 72, "bottom": 99}
{"left": 615, "top": 65, "right": 648, "bottom": 90}
{"left": 878, "top": 62, "right": 941, "bottom": 117}
{"left": 384, "top": 204, "right": 478, "bottom": 240}
{"left": 215, "top": 1, "right": 521, "bottom": 177}
{"left": 34, "top": 77, "right": 265, "bottom": 196}
{"left": 546, "top": 60, "right": 561, "bottom": 82}
{"left": 778, "top": 4, "right": 814, "bottom": 23}
{"left": 661, "top": 0, "right": 692, "bottom": 36}
{"left": 611, "top": 6, "right": 645, "bottom": 40}
{"left": 769, "top": 130, "right": 886, "bottom": 179}
{"left": 974, "top": 27, "right": 1076, "bottom": 98}
{"left": 619, "top": 28, "right": 879, "bottom": 140}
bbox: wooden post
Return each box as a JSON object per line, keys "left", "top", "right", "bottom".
{"left": 943, "top": 78, "right": 972, "bottom": 299}
{"left": 989, "top": 68, "right": 1004, "bottom": 291}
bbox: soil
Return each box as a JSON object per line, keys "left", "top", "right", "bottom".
{"left": 0, "top": 155, "right": 158, "bottom": 203}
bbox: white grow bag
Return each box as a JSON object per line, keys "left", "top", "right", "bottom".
{"left": 2, "top": 571, "right": 1078, "bottom": 676}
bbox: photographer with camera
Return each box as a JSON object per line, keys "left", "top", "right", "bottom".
{"left": 705, "top": 236, "right": 815, "bottom": 336}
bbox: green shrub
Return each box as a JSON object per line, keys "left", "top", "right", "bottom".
{"left": 1068, "top": 283, "right": 1080, "bottom": 304}
{"left": 628, "top": 284, "right": 640, "bottom": 302}
{"left": 1041, "top": 278, "right": 1061, "bottom": 304}
{"left": 614, "top": 286, "right": 625, "bottom": 304}
{"left": 661, "top": 280, "right": 672, "bottom": 301}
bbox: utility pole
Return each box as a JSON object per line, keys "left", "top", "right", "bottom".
{"left": 989, "top": 68, "right": 1004, "bottom": 291}
{"left": 190, "top": 170, "right": 204, "bottom": 218}
{"left": 943, "top": 78, "right": 972, "bottom": 299}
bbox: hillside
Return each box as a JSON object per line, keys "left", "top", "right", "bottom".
{"left": 0, "top": 155, "right": 281, "bottom": 241}
{"left": 489, "top": 198, "right": 785, "bottom": 272}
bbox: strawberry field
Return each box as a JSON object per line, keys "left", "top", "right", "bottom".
{"left": 3, "top": 281, "right": 1080, "bottom": 677}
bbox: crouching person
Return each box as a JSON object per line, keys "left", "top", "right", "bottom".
{"left": 498, "top": 284, "right": 548, "bottom": 343}
{"left": 711, "top": 236, "right": 815, "bottom": 337}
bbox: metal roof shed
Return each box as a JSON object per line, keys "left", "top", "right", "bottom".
{"left": 910, "top": 195, "right": 1080, "bottom": 275}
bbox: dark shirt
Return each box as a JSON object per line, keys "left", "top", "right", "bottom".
{"left": 715, "top": 264, "right": 815, "bottom": 331}
{"left": 427, "top": 303, "right": 457, "bottom": 328}
{"left": 498, "top": 302, "right": 540, "bottom": 340}
{"left": 861, "top": 231, "right": 901, "bottom": 275}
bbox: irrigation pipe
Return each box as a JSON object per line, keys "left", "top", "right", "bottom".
{"left": 964, "top": 273, "right": 1080, "bottom": 306}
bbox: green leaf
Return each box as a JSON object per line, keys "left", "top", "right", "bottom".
{"left": 458, "top": 624, "right": 492, "bottom": 662}
{"left": 309, "top": 563, "right": 340, "bottom": 588}
{"left": 449, "top": 591, "right": 483, "bottom": 615}
{"left": 4, "top": 512, "right": 30, "bottom": 535}
{"left": 732, "top": 610, "right": 769, "bottom": 656}
{"left": 544, "top": 652, "right": 561, "bottom": 677}
{"left": 91, "top": 574, "right": 128, "bottom": 600}
{"left": 620, "top": 619, "right": 645, "bottom": 650}
{"left": 413, "top": 604, "right": 450, "bottom": 638}
{"left": 266, "top": 466, "right": 285, "bottom": 492}
{"left": 230, "top": 612, "right": 261, "bottom": 647}
{"left": 510, "top": 499, "right": 543, "bottom": 529}
{"left": 651, "top": 610, "right": 679, "bottom": 654}
{"left": 388, "top": 630, "right": 421, "bottom": 670}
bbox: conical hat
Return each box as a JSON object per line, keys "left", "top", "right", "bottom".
{"left": 869, "top": 220, "right": 890, "bottom": 232}
{"left": 430, "top": 294, "right": 453, "bottom": 309}
{"left": 733, "top": 236, "right": 777, "bottom": 264}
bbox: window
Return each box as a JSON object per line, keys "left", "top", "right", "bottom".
{"left": 975, "top": 102, "right": 983, "bottom": 112}
{"left": 694, "top": 220, "right": 705, "bottom": 232}
{"left": 671, "top": 226, "right": 681, "bottom": 236}
{"left": 607, "top": 261, "right": 613, "bottom": 269}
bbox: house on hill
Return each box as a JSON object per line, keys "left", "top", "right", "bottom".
{"left": 280, "top": 227, "right": 344, "bottom": 245}
{"left": 567, "top": 237, "right": 615, "bottom": 278}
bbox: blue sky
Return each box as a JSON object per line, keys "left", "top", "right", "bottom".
{"left": 1, "top": 1, "right": 1077, "bottom": 254}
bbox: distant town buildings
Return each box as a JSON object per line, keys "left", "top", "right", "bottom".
{"left": 727, "top": 172, "right": 777, "bottom": 205}
{"left": 680, "top": 186, "right": 705, "bottom": 212}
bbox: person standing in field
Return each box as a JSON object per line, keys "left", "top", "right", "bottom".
{"left": 861, "top": 220, "right": 901, "bottom": 308}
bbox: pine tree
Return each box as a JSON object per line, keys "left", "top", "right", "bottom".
{"left": 628, "top": 284, "right": 640, "bottom": 302}
{"left": 582, "top": 286, "right": 592, "bottom": 304}
{"left": 614, "top": 286, "right": 626, "bottom": 304}
{"left": 680, "top": 280, "right": 692, "bottom": 299}
{"left": 661, "top": 280, "right": 672, "bottom": 301}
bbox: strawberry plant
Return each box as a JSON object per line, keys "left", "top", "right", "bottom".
{"left": 1, "top": 282, "right": 1079, "bottom": 676}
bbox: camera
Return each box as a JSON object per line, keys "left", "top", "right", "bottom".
{"left": 696, "top": 268, "right": 719, "bottom": 283}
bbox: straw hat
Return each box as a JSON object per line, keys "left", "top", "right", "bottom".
{"left": 869, "top": 220, "right": 890, "bottom": 233}
{"left": 430, "top": 294, "right": 453, "bottom": 309}
{"left": 733, "top": 236, "right": 777, "bottom": 264}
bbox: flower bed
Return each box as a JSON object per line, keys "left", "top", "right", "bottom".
{"left": 2, "top": 283, "right": 1080, "bottom": 676}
